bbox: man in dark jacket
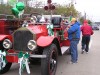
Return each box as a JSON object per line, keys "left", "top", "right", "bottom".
{"left": 81, "top": 20, "right": 94, "bottom": 54}
{"left": 67, "top": 18, "right": 80, "bottom": 63}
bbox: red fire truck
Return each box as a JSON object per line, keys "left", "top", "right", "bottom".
{"left": 0, "top": 15, "right": 70, "bottom": 75}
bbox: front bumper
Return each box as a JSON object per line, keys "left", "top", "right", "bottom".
{"left": 6, "top": 50, "right": 46, "bottom": 63}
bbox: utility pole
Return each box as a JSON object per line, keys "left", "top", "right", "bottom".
{"left": 71, "top": 0, "right": 76, "bottom": 5}
{"left": 84, "top": 12, "right": 86, "bottom": 20}
{"left": 71, "top": 0, "right": 74, "bottom": 5}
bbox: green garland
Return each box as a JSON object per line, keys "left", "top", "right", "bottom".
{"left": 18, "top": 51, "right": 30, "bottom": 75}
{"left": 0, "top": 50, "right": 7, "bottom": 70}
{"left": 47, "top": 24, "right": 54, "bottom": 36}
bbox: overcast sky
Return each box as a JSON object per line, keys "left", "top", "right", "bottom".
{"left": 75, "top": 0, "right": 100, "bottom": 22}
{"left": 4, "top": 0, "right": 100, "bottom": 21}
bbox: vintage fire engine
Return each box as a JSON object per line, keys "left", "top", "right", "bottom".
{"left": 0, "top": 0, "right": 70, "bottom": 75}
{"left": 0, "top": 14, "right": 70, "bottom": 75}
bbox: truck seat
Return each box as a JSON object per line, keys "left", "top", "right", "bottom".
{"left": 51, "top": 17, "right": 62, "bottom": 28}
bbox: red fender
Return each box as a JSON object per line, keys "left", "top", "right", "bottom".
{"left": 37, "top": 36, "right": 54, "bottom": 47}
{"left": 0, "top": 35, "right": 12, "bottom": 41}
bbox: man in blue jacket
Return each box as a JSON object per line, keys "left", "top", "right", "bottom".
{"left": 67, "top": 18, "right": 80, "bottom": 64}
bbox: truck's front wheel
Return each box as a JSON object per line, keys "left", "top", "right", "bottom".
{"left": 41, "top": 44, "right": 58, "bottom": 75}
{"left": 0, "top": 62, "right": 12, "bottom": 74}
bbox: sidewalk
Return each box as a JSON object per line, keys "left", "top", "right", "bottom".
{"left": 56, "top": 31, "right": 100, "bottom": 75}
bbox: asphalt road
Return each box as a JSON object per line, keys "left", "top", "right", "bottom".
{"left": 3, "top": 30, "right": 100, "bottom": 75}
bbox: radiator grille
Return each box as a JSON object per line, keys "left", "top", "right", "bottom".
{"left": 13, "top": 30, "right": 34, "bottom": 51}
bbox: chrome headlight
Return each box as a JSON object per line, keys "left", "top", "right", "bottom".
{"left": 3, "top": 39, "right": 12, "bottom": 49}
{"left": 27, "top": 40, "right": 37, "bottom": 51}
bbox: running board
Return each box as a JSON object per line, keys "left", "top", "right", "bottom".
{"left": 61, "top": 46, "right": 69, "bottom": 55}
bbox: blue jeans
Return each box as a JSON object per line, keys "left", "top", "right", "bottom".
{"left": 70, "top": 40, "right": 79, "bottom": 63}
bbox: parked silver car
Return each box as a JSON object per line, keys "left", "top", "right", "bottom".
{"left": 92, "top": 26, "right": 99, "bottom": 30}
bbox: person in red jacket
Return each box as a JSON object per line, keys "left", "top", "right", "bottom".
{"left": 81, "top": 20, "right": 94, "bottom": 54}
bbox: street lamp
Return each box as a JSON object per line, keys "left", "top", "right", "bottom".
{"left": 44, "top": 0, "right": 55, "bottom": 10}
{"left": 44, "top": 0, "right": 55, "bottom": 16}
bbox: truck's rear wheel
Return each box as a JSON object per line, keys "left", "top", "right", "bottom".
{"left": 41, "top": 44, "right": 58, "bottom": 75}
{"left": 0, "top": 62, "right": 12, "bottom": 74}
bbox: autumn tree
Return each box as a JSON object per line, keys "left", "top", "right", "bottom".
{"left": 54, "top": 4, "right": 79, "bottom": 17}
{"left": 0, "top": 2, "right": 79, "bottom": 18}
{"left": 79, "top": 16, "right": 92, "bottom": 25}
{"left": 0, "top": 4, "right": 12, "bottom": 14}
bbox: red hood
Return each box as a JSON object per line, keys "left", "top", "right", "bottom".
{"left": 83, "top": 20, "right": 88, "bottom": 25}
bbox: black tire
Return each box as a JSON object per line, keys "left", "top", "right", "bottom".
{"left": 0, "top": 62, "right": 12, "bottom": 74}
{"left": 41, "top": 44, "right": 58, "bottom": 75}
